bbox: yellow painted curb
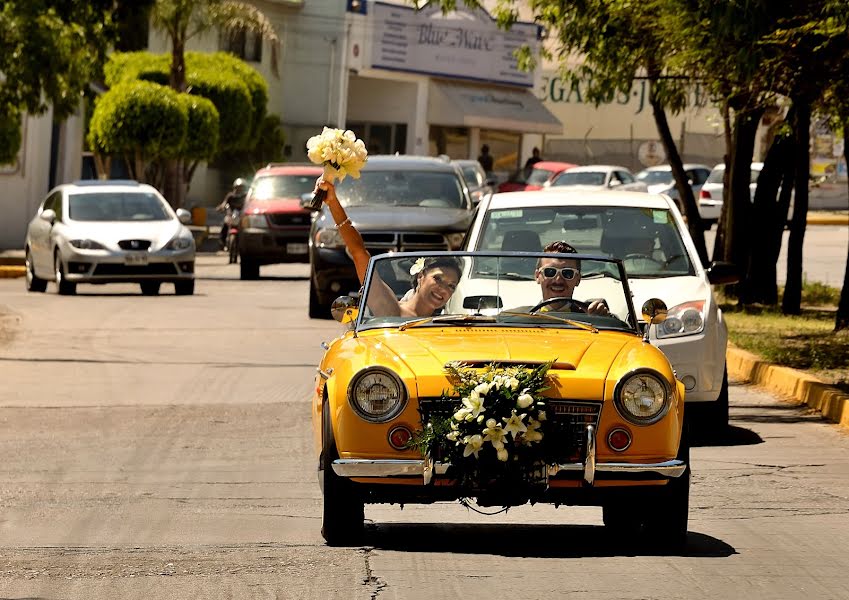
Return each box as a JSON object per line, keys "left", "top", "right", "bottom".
{"left": 727, "top": 346, "right": 849, "bottom": 431}
{"left": 0, "top": 266, "right": 25, "bottom": 279}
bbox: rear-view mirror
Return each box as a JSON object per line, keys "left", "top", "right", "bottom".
{"left": 463, "top": 295, "right": 503, "bottom": 311}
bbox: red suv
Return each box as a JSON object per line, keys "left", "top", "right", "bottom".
{"left": 238, "top": 164, "right": 323, "bottom": 279}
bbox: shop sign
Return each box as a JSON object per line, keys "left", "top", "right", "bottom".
{"left": 370, "top": 2, "right": 540, "bottom": 87}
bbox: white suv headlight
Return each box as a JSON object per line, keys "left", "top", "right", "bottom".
{"left": 69, "top": 239, "right": 105, "bottom": 250}
{"left": 655, "top": 300, "right": 705, "bottom": 338}
{"left": 614, "top": 370, "right": 670, "bottom": 425}
{"left": 348, "top": 368, "right": 407, "bottom": 423}
{"left": 165, "top": 237, "right": 193, "bottom": 250}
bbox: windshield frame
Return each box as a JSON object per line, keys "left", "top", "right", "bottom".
{"left": 354, "top": 250, "right": 640, "bottom": 335}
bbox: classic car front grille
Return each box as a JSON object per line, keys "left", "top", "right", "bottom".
{"left": 360, "top": 232, "right": 450, "bottom": 253}
{"left": 267, "top": 213, "right": 311, "bottom": 227}
{"left": 93, "top": 263, "right": 179, "bottom": 276}
{"left": 417, "top": 397, "right": 602, "bottom": 463}
{"left": 118, "top": 240, "right": 151, "bottom": 250}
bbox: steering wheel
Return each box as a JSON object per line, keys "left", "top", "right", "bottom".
{"left": 623, "top": 253, "right": 665, "bottom": 267}
{"left": 529, "top": 297, "right": 590, "bottom": 314}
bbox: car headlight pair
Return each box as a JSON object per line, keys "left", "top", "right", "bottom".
{"left": 314, "top": 228, "right": 345, "bottom": 248}
{"left": 655, "top": 300, "right": 705, "bottom": 338}
{"left": 348, "top": 368, "right": 407, "bottom": 423}
{"left": 446, "top": 232, "right": 465, "bottom": 249}
{"left": 614, "top": 370, "right": 671, "bottom": 425}
{"left": 69, "top": 239, "right": 105, "bottom": 250}
{"left": 165, "top": 237, "right": 193, "bottom": 250}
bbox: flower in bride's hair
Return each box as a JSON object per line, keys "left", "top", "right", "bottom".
{"left": 409, "top": 257, "right": 426, "bottom": 276}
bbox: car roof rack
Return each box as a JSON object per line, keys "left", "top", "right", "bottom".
{"left": 72, "top": 179, "right": 141, "bottom": 186}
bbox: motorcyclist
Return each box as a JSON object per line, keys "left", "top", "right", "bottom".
{"left": 217, "top": 178, "right": 249, "bottom": 248}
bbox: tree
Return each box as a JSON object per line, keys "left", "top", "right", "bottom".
{"left": 149, "top": 0, "right": 280, "bottom": 206}
{"left": 0, "top": 0, "right": 114, "bottom": 162}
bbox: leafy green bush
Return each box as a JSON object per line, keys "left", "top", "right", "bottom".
{"left": 104, "top": 51, "right": 170, "bottom": 86}
{"left": 0, "top": 109, "right": 22, "bottom": 165}
{"left": 88, "top": 80, "right": 187, "bottom": 158}
{"left": 186, "top": 68, "right": 252, "bottom": 152}
{"left": 177, "top": 93, "right": 219, "bottom": 161}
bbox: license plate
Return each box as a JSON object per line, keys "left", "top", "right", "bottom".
{"left": 286, "top": 243, "right": 308, "bottom": 255}
{"left": 124, "top": 252, "right": 149, "bottom": 266}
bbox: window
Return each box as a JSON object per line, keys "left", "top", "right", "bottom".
{"left": 69, "top": 193, "right": 171, "bottom": 222}
{"left": 251, "top": 175, "right": 317, "bottom": 200}
{"left": 335, "top": 170, "right": 465, "bottom": 209}
{"left": 220, "top": 28, "right": 262, "bottom": 63}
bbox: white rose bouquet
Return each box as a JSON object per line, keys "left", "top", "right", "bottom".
{"left": 304, "top": 127, "right": 368, "bottom": 209}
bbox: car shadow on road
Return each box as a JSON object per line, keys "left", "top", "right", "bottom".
{"left": 364, "top": 522, "right": 736, "bottom": 558}
{"left": 689, "top": 424, "right": 764, "bottom": 447}
{"left": 195, "top": 275, "right": 309, "bottom": 282}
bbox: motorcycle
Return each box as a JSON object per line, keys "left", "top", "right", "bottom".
{"left": 225, "top": 208, "right": 240, "bottom": 264}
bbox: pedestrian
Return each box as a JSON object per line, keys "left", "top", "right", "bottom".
{"left": 524, "top": 147, "right": 543, "bottom": 169}
{"left": 477, "top": 144, "right": 494, "bottom": 173}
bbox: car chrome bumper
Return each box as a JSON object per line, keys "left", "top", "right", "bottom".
{"left": 332, "top": 425, "right": 687, "bottom": 485}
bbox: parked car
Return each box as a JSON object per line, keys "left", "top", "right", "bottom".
{"left": 238, "top": 163, "right": 324, "bottom": 279}
{"left": 547, "top": 165, "right": 649, "bottom": 192}
{"left": 306, "top": 155, "right": 474, "bottom": 318}
{"left": 24, "top": 180, "right": 196, "bottom": 296}
{"left": 636, "top": 163, "right": 711, "bottom": 205}
{"left": 313, "top": 250, "right": 689, "bottom": 547}
{"left": 452, "top": 159, "right": 495, "bottom": 205}
{"left": 698, "top": 162, "right": 764, "bottom": 229}
{"left": 497, "top": 161, "right": 578, "bottom": 193}
{"left": 463, "top": 190, "right": 739, "bottom": 427}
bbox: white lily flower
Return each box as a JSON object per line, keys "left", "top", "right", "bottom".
{"left": 516, "top": 392, "right": 534, "bottom": 409}
{"left": 473, "top": 382, "right": 491, "bottom": 397}
{"left": 482, "top": 420, "right": 507, "bottom": 449}
{"left": 463, "top": 434, "right": 484, "bottom": 458}
{"left": 454, "top": 407, "right": 470, "bottom": 422}
{"left": 497, "top": 447, "right": 509, "bottom": 462}
{"left": 502, "top": 410, "right": 527, "bottom": 438}
{"left": 462, "top": 393, "right": 485, "bottom": 418}
{"left": 446, "top": 430, "right": 460, "bottom": 442}
{"left": 508, "top": 377, "right": 520, "bottom": 390}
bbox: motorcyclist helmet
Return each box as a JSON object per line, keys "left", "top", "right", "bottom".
{"left": 232, "top": 177, "right": 249, "bottom": 193}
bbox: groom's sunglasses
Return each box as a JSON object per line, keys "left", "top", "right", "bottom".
{"left": 539, "top": 267, "right": 578, "bottom": 281}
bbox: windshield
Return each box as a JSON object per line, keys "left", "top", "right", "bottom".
{"left": 460, "top": 165, "right": 484, "bottom": 187}
{"left": 637, "top": 170, "right": 673, "bottom": 185}
{"left": 68, "top": 192, "right": 171, "bottom": 222}
{"left": 473, "top": 205, "right": 695, "bottom": 278}
{"left": 526, "top": 168, "right": 555, "bottom": 186}
{"left": 251, "top": 175, "right": 317, "bottom": 200}
{"left": 551, "top": 171, "right": 606, "bottom": 187}
{"left": 356, "top": 251, "right": 638, "bottom": 333}
{"left": 335, "top": 169, "right": 466, "bottom": 208}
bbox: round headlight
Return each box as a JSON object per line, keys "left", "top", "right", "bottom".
{"left": 315, "top": 228, "right": 345, "bottom": 248}
{"left": 614, "top": 370, "right": 670, "bottom": 425}
{"left": 348, "top": 368, "right": 407, "bottom": 423}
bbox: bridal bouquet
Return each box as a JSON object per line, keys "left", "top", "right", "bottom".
{"left": 305, "top": 127, "right": 368, "bottom": 209}
{"left": 412, "top": 361, "right": 555, "bottom": 491}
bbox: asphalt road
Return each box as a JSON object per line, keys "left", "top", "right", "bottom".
{"left": 1, "top": 258, "right": 849, "bottom": 599}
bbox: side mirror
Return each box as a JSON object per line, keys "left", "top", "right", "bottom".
{"left": 300, "top": 193, "right": 319, "bottom": 210}
{"left": 608, "top": 179, "right": 622, "bottom": 188}
{"left": 39, "top": 209, "right": 56, "bottom": 224}
{"left": 485, "top": 176, "right": 498, "bottom": 187}
{"left": 705, "top": 261, "right": 740, "bottom": 285}
{"left": 641, "top": 298, "right": 668, "bottom": 343}
{"left": 176, "top": 208, "right": 192, "bottom": 225}
{"left": 331, "top": 295, "right": 359, "bottom": 325}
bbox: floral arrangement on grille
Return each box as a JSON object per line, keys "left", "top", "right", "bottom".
{"left": 412, "top": 361, "right": 556, "bottom": 490}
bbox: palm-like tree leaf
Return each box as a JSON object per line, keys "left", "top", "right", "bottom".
{"left": 204, "top": 1, "right": 280, "bottom": 76}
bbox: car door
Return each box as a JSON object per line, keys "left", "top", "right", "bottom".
{"left": 30, "top": 192, "right": 60, "bottom": 275}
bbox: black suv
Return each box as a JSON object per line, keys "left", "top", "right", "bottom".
{"left": 307, "top": 155, "right": 473, "bottom": 318}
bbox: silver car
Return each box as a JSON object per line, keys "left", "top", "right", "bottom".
{"left": 25, "top": 180, "right": 196, "bottom": 295}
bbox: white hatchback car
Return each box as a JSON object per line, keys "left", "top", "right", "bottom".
{"left": 463, "top": 190, "right": 739, "bottom": 426}
{"left": 698, "top": 162, "right": 764, "bottom": 228}
{"left": 546, "top": 165, "right": 648, "bottom": 192}
{"left": 25, "top": 180, "right": 196, "bottom": 295}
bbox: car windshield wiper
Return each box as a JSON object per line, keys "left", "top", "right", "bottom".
{"left": 398, "top": 314, "right": 497, "bottom": 331}
{"left": 473, "top": 270, "right": 534, "bottom": 281}
{"left": 498, "top": 311, "right": 598, "bottom": 332}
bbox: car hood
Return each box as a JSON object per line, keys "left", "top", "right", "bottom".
{"left": 317, "top": 206, "right": 472, "bottom": 230}
{"left": 353, "top": 328, "right": 634, "bottom": 397}
{"left": 245, "top": 198, "right": 308, "bottom": 214}
{"left": 647, "top": 183, "right": 674, "bottom": 195}
{"left": 62, "top": 220, "right": 185, "bottom": 249}
{"left": 628, "top": 275, "right": 711, "bottom": 313}
{"left": 549, "top": 184, "right": 606, "bottom": 192}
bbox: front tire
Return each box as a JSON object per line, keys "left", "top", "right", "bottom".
{"left": 54, "top": 252, "right": 76, "bottom": 295}
{"left": 309, "top": 278, "right": 330, "bottom": 319}
{"left": 320, "top": 399, "right": 365, "bottom": 546}
{"left": 25, "top": 248, "right": 47, "bottom": 293}
{"left": 228, "top": 233, "right": 239, "bottom": 264}
{"left": 174, "top": 280, "right": 195, "bottom": 296}
{"left": 240, "top": 259, "right": 259, "bottom": 280}
{"left": 140, "top": 281, "right": 161, "bottom": 296}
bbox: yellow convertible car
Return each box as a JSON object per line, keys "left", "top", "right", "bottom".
{"left": 311, "top": 250, "right": 688, "bottom": 548}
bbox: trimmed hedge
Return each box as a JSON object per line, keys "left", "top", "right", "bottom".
{"left": 88, "top": 80, "right": 187, "bottom": 158}
{"left": 178, "top": 93, "right": 219, "bottom": 161}
{"left": 0, "top": 109, "right": 22, "bottom": 166}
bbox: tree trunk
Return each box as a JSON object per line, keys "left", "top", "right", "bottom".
{"left": 836, "top": 124, "right": 849, "bottom": 330}
{"left": 711, "top": 102, "right": 734, "bottom": 262}
{"left": 649, "top": 83, "right": 709, "bottom": 266}
{"left": 781, "top": 100, "right": 811, "bottom": 316}
{"left": 165, "top": 34, "right": 186, "bottom": 208}
{"left": 740, "top": 107, "right": 795, "bottom": 305}
{"left": 722, "top": 106, "right": 763, "bottom": 279}
{"left": 169, "top": 36, "right": 187, "bottom": 92}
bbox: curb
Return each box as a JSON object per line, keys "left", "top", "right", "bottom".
{"left": 807, "top": 215, "right": 849, "bottom": 226}
{"left": 0, "top": 266, "right": 25, "bottom": 279}
{"left": 726, "top": 346, "right": 849, "bottom": 431}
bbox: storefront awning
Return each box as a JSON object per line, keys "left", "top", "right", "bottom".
{"left": 428, "top": 80, "right": 563, "bottom": 135}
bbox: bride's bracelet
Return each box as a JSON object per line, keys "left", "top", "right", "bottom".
{"left": 336, "top": 217, "right": 352, "bottom": 230}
